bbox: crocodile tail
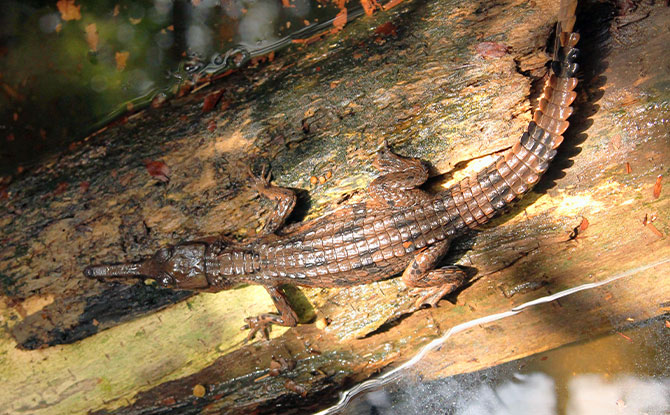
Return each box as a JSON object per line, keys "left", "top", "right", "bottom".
{"left": 441, "top": 0, "right": 580, "bottom": 230}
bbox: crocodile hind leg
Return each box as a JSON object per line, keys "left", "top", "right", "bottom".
{"left": 368, "top": 142, "right": 433, "bottom": 208}
{"left": 402, "top": 239, "right": 467, "bottom": 309}
{"left": 242, "top": 285, "right": 299, "bottom": 340}
{"left": 248, "top": 165, "right": 297, "bottom": 235}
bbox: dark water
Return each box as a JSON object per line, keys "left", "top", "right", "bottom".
{"left": 0, "top": 0, "right": 368, "bottom": 175}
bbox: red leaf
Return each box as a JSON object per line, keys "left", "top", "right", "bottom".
{"left": 202, "top": 90, "right": 223, "bottom": 113}
{"left": 54, "top": 182, "right": 68, "bottom": 195}
{"left": 374, "top": 22, "right": 397, "bottom": 37}
{"left": 207, "top": 120, "right": 217, "bottom": 132}
{"left": 143, "top": 160, "right": 171, "bottom": 183}
{"left": 79, "top": 181, "right": 90, "bottom": 193}
{"left": 475, "top": 42, "right": 508, "bottom": 58}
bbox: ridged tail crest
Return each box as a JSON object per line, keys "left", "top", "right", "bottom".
{"left": 443, "top": 0, "right": 580, "bottom": 229}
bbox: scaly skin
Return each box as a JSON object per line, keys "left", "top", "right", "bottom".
{"left": 85, "top": 2, "right": 580, "bottom": 340}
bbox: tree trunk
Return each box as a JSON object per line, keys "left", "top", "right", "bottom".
{"left": 1, "top": 0, "right": 668, "bottom": 414}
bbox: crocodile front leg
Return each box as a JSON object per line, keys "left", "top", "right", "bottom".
{"left": 249, "top": 165, "right": 297, "bottom": 235}
{"left": 244, "top": 168, "right": 301, "bottom": 339}
{"left": 402, "top": 239, "right": 467, "bottom": 309}
{"left": 242, "top": 285, "right": 299, "bottom": 340}
{"left": 368, "top": 142, "right": 433, "bottom": 208}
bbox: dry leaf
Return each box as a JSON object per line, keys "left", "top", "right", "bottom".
{"left": 645, "top": 222, "right": 664, "bottom": 238}
{"left": 85, "top": 23, "right": 99, "bottom": 52}
{"left": 57, "top": 0, "right": 82, "bottom": 21}
{"left": 653, "top": 175, "right": 662, "bottom": 199}
{"left": 332, "top": 9, "right": 347, "bottom": 33}
{"left": 579, "top": 216, "right": 589, "bottom": 232}
{"left": 115, "top": 51, "right": 130, "bottom": 71}
{"left": 382, "top": 0, "right": 403, "bottom": 10}
{"left": 144, "top": 160, "right": 171, "bottom": 183}
{"left": 476, "top": 42, "right": 508, "bottom": 58}
{"left": 374, "top": 22, "right": 397, "bottom": 37}
{"left": 360, "top": 0, "right": 380, "bottom": 15}
{"left": 202, "top": 90, "right": 223, "bottom": 112}
{"left": 54, "top": 182, "right": 69, "bottom": 196}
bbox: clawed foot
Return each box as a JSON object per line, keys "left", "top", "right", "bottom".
{"left": 242, "top": 311, "right": 293, "bottom": 341}
{"left": 412, "top": 284, "right": 459, "bottom": 310}
{"left": 246, "top": 164, "right": 272, "bottom": 193}
{"left": 242, "top": 315, "right": 273, "bottom": 341}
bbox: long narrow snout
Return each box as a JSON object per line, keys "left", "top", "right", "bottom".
{"left": 83, "top": 262, "right": 145, "bottom": 280}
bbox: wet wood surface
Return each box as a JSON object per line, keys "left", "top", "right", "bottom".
{"left": 1, "top": 0, "right": 669, "bottom": 414}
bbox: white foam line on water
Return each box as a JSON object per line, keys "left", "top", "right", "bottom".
{"left": 314, "top": 256, "right": 670, "bottom": 415}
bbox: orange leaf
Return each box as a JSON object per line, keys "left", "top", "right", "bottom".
{"left": 645, "top": 222, "right": 664, "bottom": 238}
{"left": 332, "top": 9, "right": 347, "bottom": 33}
{"left": 57, "top": 0, "right": 81, "bottom": 21}
{"left": 382, "top": 0, "right": 401, "bottom": 11}
{"left": 653, "top": 175, "right": 662, "bottom": 199}
{"left": 579, "top": 216, "right": 589, "bottom": 232}
{"left": 360, "top": 0, "right": 380, "bottom": 16}
{"left": 85, "top": 23, "right": 99, "bottom": 52}
{"left": 115, "top": 51, "right": 130, "bottom": 71}
{"left": 144, "top": 160, "right": 171, "bottom": 183}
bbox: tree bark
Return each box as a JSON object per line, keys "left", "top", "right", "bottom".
{"left": 1, "top": 0, "right": 668, "bottom": 414}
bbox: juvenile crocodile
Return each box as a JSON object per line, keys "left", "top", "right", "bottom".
{"left": 85, "top": 0, "right": 580, "bottom": 340}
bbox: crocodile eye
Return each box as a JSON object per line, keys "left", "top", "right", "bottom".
{"left": 155, "top": 247, "right": 172, "bottom": 262}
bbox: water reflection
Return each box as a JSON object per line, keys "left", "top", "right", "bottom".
{"left": 319, "top": 259, "right": 670, "bottom": 415}
{"left": 344, "top": 372, "right": 670, "bottom": 415}
{"left": 0, "top": 0, "right": 369, "bottom": 174}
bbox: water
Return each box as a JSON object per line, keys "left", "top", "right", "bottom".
{"left": 318, "top": 259, "right": 670, "bottom": 415}
{"left": 336, "top": 322, "right": 670, "bottom": 415}
{"left": 0, "top": 0, "right": 370, "bottom": 175}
